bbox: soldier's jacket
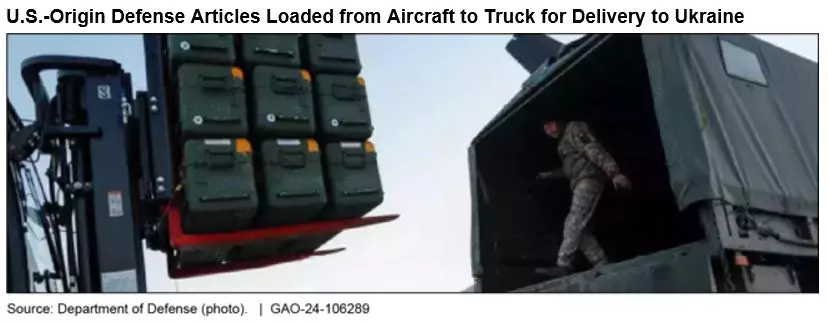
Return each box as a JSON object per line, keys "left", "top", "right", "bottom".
{"left": 557, "top": 121, "right": 621, "bottom": 188}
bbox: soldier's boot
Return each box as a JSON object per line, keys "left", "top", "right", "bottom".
{"left": 581, "top": 232, "right": 609, "bottom": 269}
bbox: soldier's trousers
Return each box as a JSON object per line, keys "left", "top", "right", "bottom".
{"left": 557, "top": 178, "right": 608, "bottom": 268}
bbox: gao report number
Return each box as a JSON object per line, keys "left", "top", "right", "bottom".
{"left": 270, "top": 303, "right": 370, "bottom": 314}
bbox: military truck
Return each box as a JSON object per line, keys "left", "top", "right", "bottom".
{"left": 468, "top": 34, "right": 818, "bottom": 293}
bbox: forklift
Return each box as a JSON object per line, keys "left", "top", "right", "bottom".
{"left": 7, "top": 34, "right": 398, "bottom": 293}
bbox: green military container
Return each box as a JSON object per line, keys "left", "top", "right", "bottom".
{"left": 303, "top": 34, "right": 362, "bottom": 74}
{"left": 182, "top": 138, "right": 258, "bottom": 234}
{"left": 257, "top": 138, "right": 328, "bottom": 227}
{"left": 314, "top": 74, "right": 373, "bottom": 140}
{"left": 237, "top": 133, "right": 328, "bottom": 261}
{"left": 167, "top": 34, "right": 236, "bottom": 65}
{"left": 321, "top": 141, "right": 383, "bottom": 220}
{"left": 251, "top": 67, "right": 316, "bottom": 137}
{"left": 241, "top": 34, "right": 301, "bottom": 68}
{"left": 177, "top": 64, "right": 249, "bottom": 138}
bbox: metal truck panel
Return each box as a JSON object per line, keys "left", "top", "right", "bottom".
{"left": 514, "top": 242, "right": 716, "bottom": 292}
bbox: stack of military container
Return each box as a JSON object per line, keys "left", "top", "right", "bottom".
{"left": 281, "top": 34, "right": 384, "bottom": 255}
{"left": 166, "top": 34, "right": 383, "bottom": 265}
{"left": 167, "top": 34, "right": 256, "bottom": 266}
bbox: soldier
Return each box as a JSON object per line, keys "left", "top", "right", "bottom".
{"left": 535, "top": 120, "right": 632, "bottom": 278}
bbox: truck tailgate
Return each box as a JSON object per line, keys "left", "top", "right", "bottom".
{"left": 514, "top": 242, "right": 715, "bottom": 292}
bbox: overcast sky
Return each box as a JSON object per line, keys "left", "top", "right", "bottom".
{"left": 7, "top": 34, "right": 817, "bottom": 292}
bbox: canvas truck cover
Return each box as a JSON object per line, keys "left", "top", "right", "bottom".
{"left": 469, "top": 34, "right": 818, "bottom": 281}
{"left": 641, "top": 35, "right": 817, "bottom": 218}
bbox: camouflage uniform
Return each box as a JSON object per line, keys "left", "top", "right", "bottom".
{"left": 555, "top": 121, "right": 621, "bottom": 269}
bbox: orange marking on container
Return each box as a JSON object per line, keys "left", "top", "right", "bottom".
{"left": 364, "top": 141, "right": 375, "bottom": 153}
{"left": 231, "top": 67, "right": 244, "bottom": 79}
{"left": 301, "top": 70, "right": 312, "bottom": 82}
{"left": 307, "top": 139, "right": 320, "bottom": 153}
{"left": 235, "top": 139, "right": 252, "bottom": 154}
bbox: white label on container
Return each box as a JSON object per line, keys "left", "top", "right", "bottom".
{"left": 277, "top": 139, "right": 302, "bottom": 146}
{"left": 204, "top": 139, "right": 232, "bottom": 146}
{"left": 340, "top": 142, "right": 362, "bottom": 149}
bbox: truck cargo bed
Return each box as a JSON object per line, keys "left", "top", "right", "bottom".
{"left": 513, "top": 242, "right": 715, "bottom": 292}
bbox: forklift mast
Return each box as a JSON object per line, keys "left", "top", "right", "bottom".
{"left": 7, "top": 55, "right": 145, "bottom": 292}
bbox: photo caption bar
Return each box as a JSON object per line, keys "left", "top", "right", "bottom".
{"left": 7, "top": 302, "right": 249, "bottom": 317}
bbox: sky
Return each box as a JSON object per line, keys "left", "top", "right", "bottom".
{"left": 7, "top": 34, "right": 818, "bottom": 292}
